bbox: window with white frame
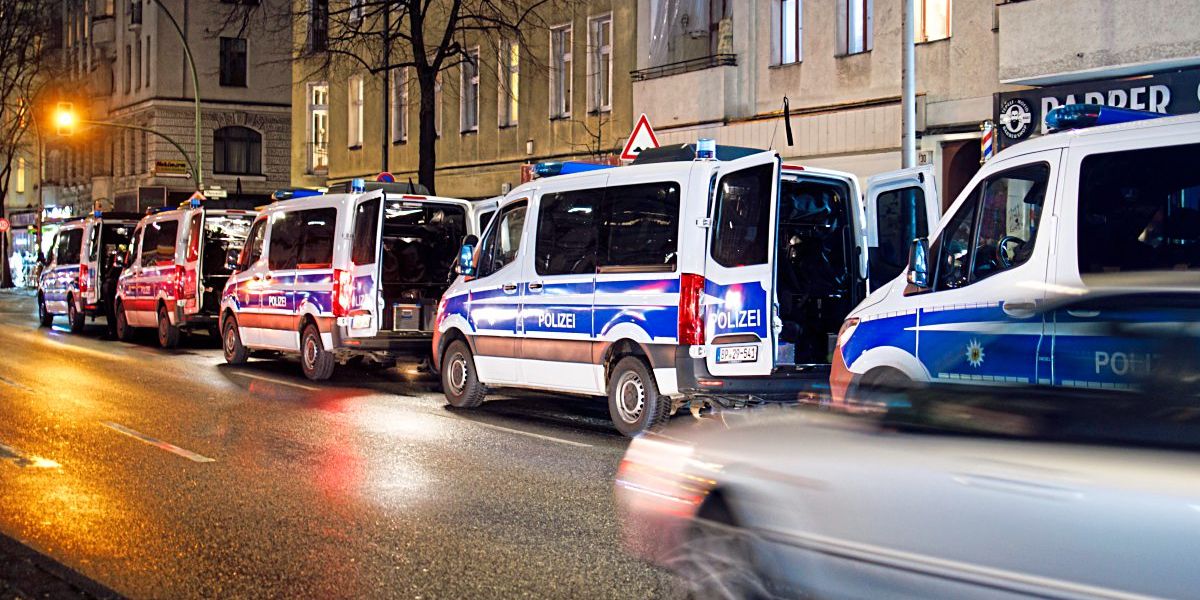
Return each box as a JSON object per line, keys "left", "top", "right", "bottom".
{"left": 844, "top": 0, "right": 872, "bottom": 54}
{"left": 498, "top": 40, "right": 519, "bottom": 127}
{"left": 549, "top": 25, "right": 572, "bottom": 119}
{"left": 461, "top": 48, "right": 479, "bottom": 132}
{"left": 391, "top": 68, "right": 408, "bottom": 143}
{"left": 774, "top": 0, "right": 801, "bottom": 65}
{"left": 308, "top": 82, "right": 329, "bottom": 172}
{"left": 587, "top": 14, "right": 612, "bottom": 113}
{"left": 915, "top": 0, "right": 951, "bottom": 42}
{"left": 348, "top": 75, "right": 363, "bottom": 148}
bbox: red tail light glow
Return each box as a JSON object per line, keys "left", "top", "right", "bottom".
{"left": 79, "top": 264, "right": 89, "bottom": 294}
{"left": 332, "top": 268, "right": 353, "bottom": 317}
{"left": 679, "top": 273, "right": 706, "bottom": 346}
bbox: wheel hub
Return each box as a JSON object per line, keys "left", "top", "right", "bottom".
{"left": 447, "top": 354, "right": 468, "bottom": 393}
{"left": 615, "top": 372, "right": 646, "bottom": 423}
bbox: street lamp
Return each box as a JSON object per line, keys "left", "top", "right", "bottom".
{"left": 149, "top": 0, "right": 203, "bottom": 191}
{"left": 53, "top": 104, "right": 199, "bottom": 188}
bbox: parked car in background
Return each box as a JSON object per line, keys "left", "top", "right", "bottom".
{"left": 37, "top": 212, "right": 138, "bottom": 332}
{"left": 618, "top": 282, "right": 1200, "bottom": 599}
{"left": 115, "top": 200, "right": 257, "bottom": 347}
{"left": 219, "top": 183, "right": 495, "bottom": 380}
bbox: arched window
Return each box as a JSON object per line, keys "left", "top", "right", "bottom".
{"left": 213, "top": 126, "right": 262, "bottom": 175}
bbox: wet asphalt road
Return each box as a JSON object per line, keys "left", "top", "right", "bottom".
{"left": 0, "top": 292, "right": 677, "bottom": 599}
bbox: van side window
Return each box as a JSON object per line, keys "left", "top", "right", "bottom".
{"left": 269, "top": 212, "right": 301, "bottom": 270}
{"left": 57, "top": 229, "right": 84, "bottom": 265}
{"left": 297, "top": 208, "right": 337, "bottom": 268}
{"left": 153, "top": 220, "right": 179, "bottom": 266}
{"left": 712, "top": 163, "right": 773, "bottom": 268}
{"left": 934, "top": 162, "right": 1049, "bottom": 290}
{"left": 478, "top": 210, "right": 495, "bottom": 233}
{"left": 478, "top": 202, "right": 527, "bottom": 278}
{"left": 1078, "top": 142, "right": 1200, "bottom": 274}
{"left": 536, "top": 190, "right": 599, "bottom": 276}
{"left": 601, "top": 182, "right": 679, "bottom": 272}
{"left": 352, "top": 199, "right": 380, "bottom": 265}
{"left": 241, "top": 218, "right": 266, "bottom": 270}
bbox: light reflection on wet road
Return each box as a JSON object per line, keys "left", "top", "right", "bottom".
{"left": 0, "top": 293, "right": 677, "bottom": 598}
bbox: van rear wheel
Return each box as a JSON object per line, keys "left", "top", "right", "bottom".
{"left": 37, "top": 295, "right": 52, "bottom": 328}
{"left": 222, "top": 317, "right": 249, "bottom": 364}
{"left": 67, "top": 296, "right": 85, "bottom": 333}
{"left": 608, "top": 356, "right": 671, "bottom": 437}
{"left": 157, "top": 305, "right": 180, "bottom": 349}
{"left": 300, "top": 323, "right": 335, "bottom": 381}
{"left": 442, "top": 340, "right": 485, "bottom": 408}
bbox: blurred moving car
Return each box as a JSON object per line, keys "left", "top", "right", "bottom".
{"left": 617, "top": 285, "right": 1200, "bottom": 599}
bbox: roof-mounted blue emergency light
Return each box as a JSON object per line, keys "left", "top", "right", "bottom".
{"left": 93, "top": 210, "right": 102, "bottom": 218}
{"left": 1045, "top": 103, "right": 1166, "bottom": 133}
{"left": 350, "top": 178, "right": 366, "bottom": 193}
{"left": 532, "top": 161, "right": 614, "bottom": 179}
{"left": 271, "top": 188, "right": 324, "bottom": 202}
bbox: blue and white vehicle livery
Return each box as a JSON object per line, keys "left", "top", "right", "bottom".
{"left": 37, "top": 212, "right": 138, "bottom": 332}
{"left": 433, "top": 145, "right": 939, "bottom": 435}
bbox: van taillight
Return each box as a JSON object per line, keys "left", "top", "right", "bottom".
{"left": 679, "top": 273, "right": 706, "bottom": 346}
{"left": 332, "top": 268, "right": 353, "bottom": 317}
{"left": 79, "top": 264, "right": 89, "bottom": 293}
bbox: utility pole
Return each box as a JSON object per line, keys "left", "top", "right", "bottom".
{"left": 381, "top": 3, "right": 391, "bottom": 173}
{"left": 152, "top": 0, "right": 203, "bottom": 190}
{"left": 901, "top": 0, "right": 917, "bottom": 168}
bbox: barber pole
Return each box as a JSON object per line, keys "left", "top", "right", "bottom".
{"left": 980, "top": 120, "right": 995, "bottom": 164}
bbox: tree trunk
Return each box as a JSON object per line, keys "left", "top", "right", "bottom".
{"left": 0, "top": 201, "right": 11, "bottom": 289}
{"left": 416, "top": 68, "right": 438, "bottom": 195}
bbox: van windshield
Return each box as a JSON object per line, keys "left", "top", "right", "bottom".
{"left": 203, "top": 213, "right": 255, "bottom": 276}
{"left": 381, "top": 200, "right": 467, "bottom": 285}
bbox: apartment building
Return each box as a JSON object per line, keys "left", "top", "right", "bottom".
{"left": 635, "top": 0, "right": 1200, "bottom": 209}
{"left": 292, "top": 1, "right": 635, "bottom": 199}
{"left": 49, "top": 0, "right": 292, "bottom": 216}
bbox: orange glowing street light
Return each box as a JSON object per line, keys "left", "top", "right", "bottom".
{"left": 54, "top": 102, "right": 76, "bottom": 136}
{"left": 51, "top": 100, "right": 199, "bottom": 189}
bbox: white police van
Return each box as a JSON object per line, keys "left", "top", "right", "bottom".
{"left": 115, "top": 200, "right": 258, "bottom": 347}
{"left": 219, "top": 180, "right": 496, "bottom": 380}
{"left": 37, "top": 212, "right": 138, "bottom": 331}
{"left": 432, "top": 145, "right": 941, "bottom": 435}
{"left": 832, "top": 106, "right": 1200, "bottom": 402}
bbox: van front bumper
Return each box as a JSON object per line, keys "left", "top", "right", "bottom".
{"left": 674, "top": 346, "right": 831, "bottom": 401}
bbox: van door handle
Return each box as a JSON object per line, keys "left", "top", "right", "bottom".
{"left": 1001, "top": 300, "right": 1037, "bottom": 318}
{"left": 528, "top": 281, "right": 544, "bottom": 292}
{"left": 502, "top": 283, "right": 518, "bottom": 294}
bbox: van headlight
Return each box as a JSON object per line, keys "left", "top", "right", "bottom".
{"left": 837, "top": 317, "right": 860, "bottom": 348}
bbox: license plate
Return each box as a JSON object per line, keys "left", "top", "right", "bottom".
{"left": 717, "top": 345, "right": 758, "bottom": 364}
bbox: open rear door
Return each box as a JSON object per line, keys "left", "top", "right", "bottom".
{"left": 702, "top": 152, "right": 781, "bottom": 377}
{"left": 182, "top": 208, "right": 203, "bottom": 315}
{"left": 864, "top": 165, "right": 941, "bottom": 292}
{"left": 343, "top": 190, "right": 386, "bottom": 338}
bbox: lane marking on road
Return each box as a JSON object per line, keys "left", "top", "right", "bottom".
{"left": 0, "top": 374, "right": 33, "bottom": 393}
{"left": 230, "top": 371, "right": 321, "bottom": 391}
{"left": 0, "top": 443, "right": 61, "bottom": 469}
{"left": 437, "top": 414, "right": 593, "bottom": 448}
{"left": 100, "top": 421, "right": 216, "bottom": 463}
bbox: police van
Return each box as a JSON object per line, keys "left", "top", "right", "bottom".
{"left": 218, "top": 181, "right": 497, "bottom": 380}
{"left": 432, "top": 145, "right": 942, "bottom": 435}
{"left": 115, "top": 200, "right": 257, "bottom": 347}
{"left": 37, "top": 212, "right": 138, "bottom": 331}
{"left": 832, "top": 106, "right": 1200, "bottom": 402}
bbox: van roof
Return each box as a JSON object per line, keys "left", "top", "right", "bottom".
{"left": 992, "top": 111, "right": 1200, "bottom": 162}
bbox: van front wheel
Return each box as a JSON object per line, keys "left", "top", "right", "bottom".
{"left": 442, "top": 340, "right": 486, "bottom": 408}
{"left": 115, "top": 301, "right": 134, "bottom": 341}
{"left": 67, "top": 296, "right": 85, "bottom": 333}
{"left": 608, "top": 357, "right": 671, "bottom": 437}
{"left": 37, "top": 295, "right": 52, "bottom": 328}
{"left": 157, "top": 305, "right": 180, "bottom": 349}
{"left": 222, "top": 317, "right": 249, "bottom": 365}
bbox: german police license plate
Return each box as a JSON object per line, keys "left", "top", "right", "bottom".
{"left": 717, "top": 345, "right": 758, "bottom": 363}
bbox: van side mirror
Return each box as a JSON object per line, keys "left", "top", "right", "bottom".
{"left": 458, "top": 235, "right": 479, "bottom": 277}
{"left": 904, "top": 237, "right": 930, "bottom": 295}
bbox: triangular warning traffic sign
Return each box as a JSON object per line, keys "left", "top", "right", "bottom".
{"left": 621, "top": 113, "right": 660, "bottom": 161}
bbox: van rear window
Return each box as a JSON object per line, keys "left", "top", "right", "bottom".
{"left": 712, "top": 163, "right": 773, "bottom": 268}
{"left": 1078, "top": 142, "right": 1200, "bottom": 274}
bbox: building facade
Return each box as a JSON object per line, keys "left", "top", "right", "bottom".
{"left": 634, "top": 0, "right": 1200, "bottom": 210}
{"left": 292, "top": 1, "right": 636, "bottom": 199}
{"left": 50, "top": 0, "right": 292, "bottom": 216}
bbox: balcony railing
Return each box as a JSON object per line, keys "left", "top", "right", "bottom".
{"left": 307, "top": 141, "right": 328, "bottom": 175}
{"left": 630, "top": 53, "right": 737, "bottom": 82}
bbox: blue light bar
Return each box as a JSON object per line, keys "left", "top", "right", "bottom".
{"left": 351, "top": 178, "right": 366, "bottom": 193}
{"left": 1045, "top": 103, "right": 1165, "bottom": 132}
{"left": 532, "top": 161, "right": 614, "bottom": 178}
{"left": 271, "top": 188, "right": 324, "bottom": 201}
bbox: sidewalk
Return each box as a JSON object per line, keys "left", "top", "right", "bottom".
{"left": 0, "top": 287, "right": 35, "bottom": 297}
{"left": 0, "top": 534, "right": 121, "bottom": 600}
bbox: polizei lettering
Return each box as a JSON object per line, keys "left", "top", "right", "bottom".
{"left": 711, "top": 309, "right": 762, "bottom": 331}
{"left": 537, "top": 312, "right": 576, "bottom": 330}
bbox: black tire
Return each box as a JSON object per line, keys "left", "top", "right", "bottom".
{"left": 157, "top": 304, "right": 180, "bottom": 349}
{"left": 669, "top": 498, "right": 772, "bottom": 600}
{"left": 607, "top": 356, "right": 671, "bottom": 437}
{"left": 441, "top": 340, "right": 486, "bottom": 408}
{"left": 115, "top": 301, "right": 135, "bottom": 342}
{"left": 36, "top": 295, "right": 52, "bottom": 328}
{"left": 855, "top": 367, "right": 916, "bottom": 407}
{"left": 222, "top": 316, "right": 249, "bottom": 365}
{"left": 67, "top": 296, "right": 85, "bottom": 333}
{"left": 300, "top": 323, "right": 335, "bottom": 381}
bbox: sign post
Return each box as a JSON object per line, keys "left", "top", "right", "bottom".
{"left": 620, "top": 114, "right": 661, "bottom": 162}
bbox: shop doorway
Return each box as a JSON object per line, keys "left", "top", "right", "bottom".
{"left": 941, "top": 139, "right": 981, "bottom": 211}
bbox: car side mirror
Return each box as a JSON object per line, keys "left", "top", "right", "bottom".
{"left": 458, "top": 235, "right": 479, "bottom": 278}
{"left": 904, "top": 237, "right": 930, "bottom": 295}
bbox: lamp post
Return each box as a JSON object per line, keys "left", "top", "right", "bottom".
{"left": 54, "top": 106, "right": 200, "bottom": 189}
{"left": 150, "top": 0, "right": 203, "bottom": 191}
